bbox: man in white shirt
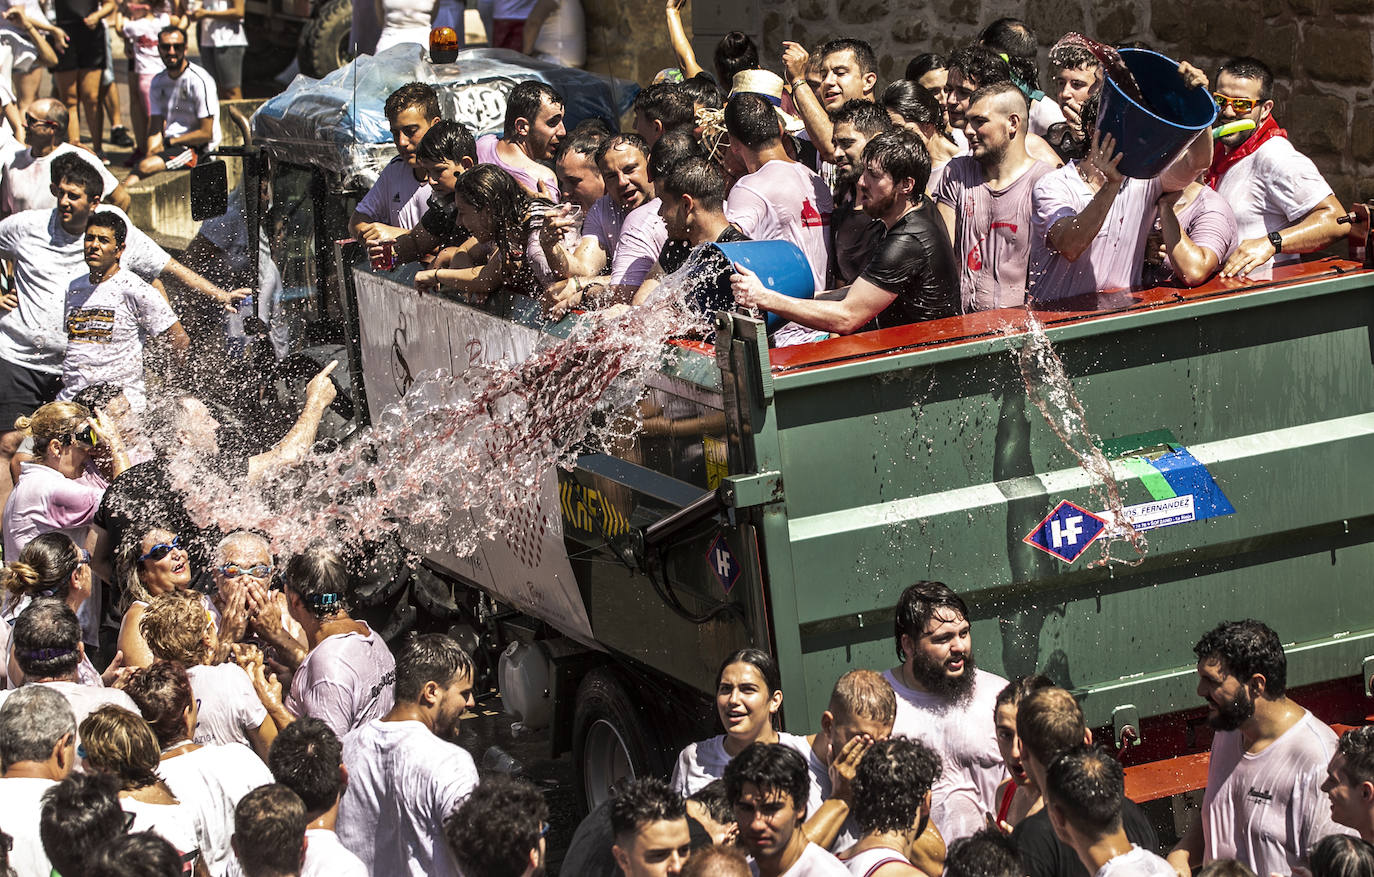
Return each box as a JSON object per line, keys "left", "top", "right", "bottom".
{"left": 880, "top": 581, "right": 1007, "bottom": 844}
{"left": 1, "top": 97, "right": 128, "bottom": 212}
{"left": 264, "top": 717, "right": 368, "bottom": 877}
{"left": 446, "top": 775, "right": 549, "bottom": 877}
{"left": 232, "top": 785, "right": 309, "bottom": 877}
{"left": 348, "top": 82, "right": 442, "bottom": 244}
{"left": 610, "top": 776, "right": 693, "bottom": 877}
{"left": 125, "top": 26, "right": 220, "bottom": 186}
{"left": 0, "top": 684, "right": 77, "bottom": 877}
{"left": 1206, "top": 57, "right": 1346, "bottom": 280}
{"left": 1044, "top": 746, "right": 1174, "bottom": 877}
{"left": 725, "top": 743, "right": 849, "bottom": 876}
{"left": 336, "top": 633, "right": 478, "bottom": 877}
{"left": 1167, "top": 620, "right": 1354, "bottom": 877}
{"left": 1323, "top": 726, "right": 1374, "bottom": 843}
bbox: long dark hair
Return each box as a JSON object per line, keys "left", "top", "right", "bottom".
{"left": 453, "top": 164, "right": 531, "bottom": 257}
{"left": 716, "top": 647, "right": 783, "bottom": 731}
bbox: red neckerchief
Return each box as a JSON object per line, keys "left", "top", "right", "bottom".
{"left": 1206, "top": 114, "right": 1287, "bottom": 188}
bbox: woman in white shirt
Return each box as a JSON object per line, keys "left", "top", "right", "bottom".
{"left": 670, "top": 647, "right": 812, "bottom": 797}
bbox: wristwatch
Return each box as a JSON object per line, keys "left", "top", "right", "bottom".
{"left": 1268, "top": 230, "right": 1284, "bottom": 253}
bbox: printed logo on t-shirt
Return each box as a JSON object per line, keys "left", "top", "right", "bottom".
{"left": 1246, "top": 787, "right": 1274, "bottom": 803}
{"left": 800, "top": 199, "right": 830, "bottom": 228}
{"left": 67, "top": 306, "right": 116, "bottom": 343}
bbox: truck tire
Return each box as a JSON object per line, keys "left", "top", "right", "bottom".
{"left": 297, "top": 0, "right": 353, "bottom": 78}
{"left": 572, "top": 667, "right": 673, "bottom": 813}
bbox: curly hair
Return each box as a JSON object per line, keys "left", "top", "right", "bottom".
{"left": 444, "top": 775, "right": 549, "bottom": 877}
{"left": 123, "top": 661, "right": 194, "bottom": 747}
{"left": 1044, "top": 744, "right": 1124, "bottom": 834}
{"left": 609, "top": 776, "right": 686, "bottom": 842}
{"left": 79, "top": 705, "right": 164, "bottom": 791}
{"left": 140, "top": 591, "right": 211, "bottom": 667}
{"left": 723, "top": 743, "right": 810, "bottom": 818}
{"left": 1338, "top": 725, "right": 1374, "bottom": 786}
{"left": 40, "top": 771, "right": 126, "bottom": 877}
{"left": 453, "top": 164, "right": 532, "bottom": 259}
{"left": 268, "top": 717, "right": 344, "bottom": 816}
{"left": 946, "top": 828, "right": 1021, "bottom": 877}
{"left": 89, "top": 832, "right": 183, "bottom": 877}
{"left": 851, "top": 737, "right": 942, "bottom": 834}
{"left": 1193, "top": 619, "right": 1287, "bottom": 697}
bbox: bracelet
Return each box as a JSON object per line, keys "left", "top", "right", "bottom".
{"left": 791, "top": 77, "right": 807, "bottom": 91}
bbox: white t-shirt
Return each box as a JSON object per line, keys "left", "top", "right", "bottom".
{"left": 225, "top": 828, "right": 368, "bottom": 877}
{"left": 121, "top": 13, "right": 169, "bottom": 75}
{"left": 1094, "top": 845, "right": 1175, "bottom": 877}
{"left": 725, "top": 159, "right": 834, "bottom": 291}
{"left": 287, "top": 624, "right": 396, "bottom": 738}
{"left": 150, "top": 63, "right": 221, "bottom": 153}
{"left": 337, "top": 719, "right": 479, "bottom": 877}
{"left": 1202, "top": 710, "right": 1354, "bottom": 876}
{"left": 354, "top": 156, "right": 431, "bottom": 230}
{"left": 1029, "top": 95, "right": 1067, "bottom": 138}
{"left": 159, "top": 742, "right": 275, "bottom": 877}
{"left": 0, "top": 777, "right": 56, "bottom": 877}
{"left": 836, "top": 846, "right": 912, "bottom": 876}
{"left": 749, "top": 840, "right": 851, "bottom": 876}
{"left": 1213, "top": 136, "right": 1334, "bottom": 278}
{"left": 531, "top": 0, "right": 585, "bottom": 67}
{"left": 194, "top": 0, "right": 247, "bottom": 47}
{"left": 0, "top": 206, "right": 170, "bottom": 373}
{"left": 1, "top": 142, "right": 121, "bottom": 214}
{"left": 59, "top": 267, "right": 178, "bottom": 409}
{"left": 122, "top": 797, "right": 203, "bottom": 864}
{"left": 186, "top": 662, "right": 268, "bottom": 750}
{"left": 882, "top": 667, "right": 1008, "bottom": 844}
{"left": 670, "top": 731, "right": 815, "bottom": 800}
{"left": 608, "top": 197, "right": 667, "bottom": 287}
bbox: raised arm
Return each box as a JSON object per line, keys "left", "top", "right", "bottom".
{"left": 160, "top": 257, "right": 249, "bottom": 310}
{"left": 1045, "top": 132, "right": 1125, "bottom": 262}
{"left": 521, "top": 0, "right": 557, "bottom": 54}
{"left": 664, "top": 0, "right": 705, "bottom": 79}
{"left": 247, "top": 361, "right": 337, "bottom": 481}
{"left": 782, "top": 42, "right": 838, "bottom": 163}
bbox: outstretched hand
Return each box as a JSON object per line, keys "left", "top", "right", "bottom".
{"left": 781, "top": 41, "right": 810, "bottom": 82}
{"left": 1088, "top": 130, "right": 1125, "bottom": 186}
{"left": 305, "top": 360, "right": 338, "bottom": 408}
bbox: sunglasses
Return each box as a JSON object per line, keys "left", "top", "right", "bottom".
{"left": 217, "top": 563, "right": 272, "bottom": 579}
{"left": 1212, "top": 93, "right": 1259, "bottom": 114}
{"left": 23, "top": 114, "right": 59, "bottom": 129}
{"left": 78, "top": 547, "right": 92, "bottom": 566}
{"left": 139, "top": 536, "right": 182, "bottom": 564}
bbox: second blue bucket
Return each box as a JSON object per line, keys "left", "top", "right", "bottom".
{"left": 1096, "top": 48, "right": 1217, "bottom": 179}
{"left": 711, "top": 239, "right": 815, "bottom": 331}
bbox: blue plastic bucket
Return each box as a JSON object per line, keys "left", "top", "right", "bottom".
{"left": 1095, "top": 48, "right": 1217, "bottom": 179}
{"left": 711, "top": 240, "right": 815, "bottom": 330}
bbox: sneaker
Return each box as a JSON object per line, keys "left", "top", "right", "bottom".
{"left": 93, "top": 151, "right": 111, "bottom": 166}
{"left": 110, "top": 126, "right": 134, "bottom": 148}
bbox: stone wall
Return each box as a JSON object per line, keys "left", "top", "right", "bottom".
{"left": 583, "top": 0, "right": 688, "bottom": 88}
{"left": 759, "top": 0, "right": 1373, "bottom": 212}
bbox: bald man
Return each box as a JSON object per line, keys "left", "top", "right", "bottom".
{"left": 934, "top": 82, "right": 1054, "bottom": 313}
{"left": 1, "top": 98, "right": 130, "bottom": 213}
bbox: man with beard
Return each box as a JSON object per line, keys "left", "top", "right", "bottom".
{"left": 725, "top": 743, "right": 848, "bottom": 876}
{"left": 879, "top": 581, "right": 1006, "bottom": 845}
{"left": 476, "top": 80, "right": 565, "bottom": 200}
{"left": 828, "top": 100, "right": 891, "bottom": 285}
{"left": 731, "top": 131, "right": 957, "bottom": 337}
{"left": 1167, "top": 621, "right": 1351, "bottom": 877}
{"left": 944, "top": 46, "right": 1062, "bottom": 168}
{"left": 336, "top": 633, "right": 478, "bottom": 877}
{"left": 934, "top": 83, "right": 1053, "bottom": 313}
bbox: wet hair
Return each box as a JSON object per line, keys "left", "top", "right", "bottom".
{"left": 830, "top": 99, "right": 894, "bottom": 137}
{"left": 555, "top": 119, "right": 611, "bottom": 164}
{"left": 1309, "top": 835, "right": 1374, "bottom": 877}
{"left": 687, "top": 778, "right": 734, "bottom": 826}
{"left": 648, "top": 127, "right": 702, "bottom": 181}
{"left": 79, "top": 705, "right": 164, "bottom": 791}
{"left": 268, "top": 717, "right": 344, "bottom": 817}
{"left": 89, "top": 832, "right": 183, "bottom": 877}
{"left": 660, "top": 156, "right": 727, "bottom": 212}
{"left": 1016, "top": 687, "right": 1086, "bottom": 766}
{"left": 723, "top": 742, "right": 810, "bottom": 817}
{"left": 680, "top": 74, "right": 724, "bottom": 110}
{"left": 595, "top": 131, "right": 649, "bottom": 167}
{"left": 1044, "top": 744, "right": 1124, "bottom": 835}
{"left": 0, "top": 532, "right": 82, "bottom": 602}
{"left": 284, "top": 546, "right": 350, "bottom": 618}
{"left": 1338, "top": 725, "right": 1374, "bottom": 787}
{"left": 724, "top": 91, "right": 781, "bottom": 149}
{"left": 851, "top": 737, "right": 942, "bottom": 834}
{"left": 1193, "top": 619, "right": 1287, "bottom": 697}
{"left": 881, "top": 80, "right": 943, "bottom": 128}
{"left": 827, "top": 669, "right": 897, "bottom": 727}
{"left": 123, "top": 661, "right": 195, "bottom": 747}
{"left": 1049, "top": 43, "right": 1100, "bottom": 73}
{"left": 86, "top": 210, "right": 127, "bottom": 247}
{"left": 712, "top": 32, "right": 760, "bottom": 88}
{"left": 0, "top": 828, "right": 12, "bottom": 877}
{"left": 948, "top": 45, "right": 1014, "bottom": 90}
{"left": 945, "top": 827, "right": 1022, "bottom": 877}
{"left": 72, "top": 383, "right": 125, "bottom": 412}
{"left": 635, "top": 82, "right": 697, "bottom": 134}
{"left": 1045, "top": 90, "right": 1100, "bottom": 160}
{"left": 504, "top": 80, "right": 564, "bottom": 139}
{"left": 215, "top": 530, "right": 272, "bottom": 567}
{"left": 140, "top": 591, "right": 211, "bottom": 667}
{"left": 969, "top": 81, "right": 1030, "bottom": 119}
{"left": 394, "top": 633, "right": 474, "bottom": 703}
{"left": 610, "top": 776, "right": 687, "bottom": 843}
{"left": 13, "top": 596, "right": 83, "bottom": 679}
{"left": 715, "top": 647, "right": 783, "bottom": 730}
{"left": 1197, "top": 861, "right": 1258, "bottom": 877}
{"left": 444, "top": 775, "right": 549, "bottom": 877}
{"left": 234, "top": 784, "right": 307, "bottom": 877}
{"left": 41, "top": 771, "right": 127, "bottom": 877}
{"left": 1219, "top": 56, "right": 1274, "bottom": 102}
{"left": 820, "top": 38, "right": 878, "bottom": 77}
{"left": 13, "top": 399, "right": 91, "bottom": 452}
{"left": 978, "top": 17, "right": 1041, "bottom": 91}
{"left": 905, "top": 52, "right": 946, "bottom": 83}
{"left": 383, "top": 81, "right": 441, "bottom": 123}
{"left": 0, "top": 684, "right": 76, "bottom": 770}
{"left": 453, "top": 164, "right": 530, "bottom": 255}
{"left": 995, "top": 673, "right": 1055, "bottom": 711}
{"left": 415, "top": 119, "right": 477, "bottom": 166}
{"left": 893, "top": 580, "right": 968, "bottom": 662}
{"left": 682, "top": 845, "right": 750, "bottom": 877}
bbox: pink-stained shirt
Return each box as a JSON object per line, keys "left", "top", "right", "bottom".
{"left": 287, "top": 624, "right": 396, "bottom": 738}
{"left": 726, "top": 159, "right": 833, "bottom": 291}
{"left": 1167, "top": 184, "right": 1239, "bottom": 279}
{"left": 476, "top": 134, "right": 561, "bottom": 202}
{"left": 2, "top": 461, "right": 107, "bottom": 560}
{"left": 608, "top": 197, "right": 667, "bottom": 287}
{"left": 1028, "top": 163, "right": 1163, "bottom": 302}
{"left": 935, "top": 156, "right": 1055, "bottom": 312}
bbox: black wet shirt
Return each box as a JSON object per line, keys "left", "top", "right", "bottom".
{"left": 1012, "top": 800, "right": 1160, "bottom": 877}
{"left": 858, "top": 196, "right": 960, "bottom": 330}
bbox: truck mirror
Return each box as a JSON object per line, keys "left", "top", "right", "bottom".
{"left": 190, "top": 160, "right": 229, "bottom": 220}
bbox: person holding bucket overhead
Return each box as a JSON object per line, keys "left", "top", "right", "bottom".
{"left": 1027, "top": 57, "right": 1215, "bottom": 303}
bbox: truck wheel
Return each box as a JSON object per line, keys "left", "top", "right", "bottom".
{"left": 572, "top": 668, "right": 672, "bottom": 813}
{"left": 297, "top": 0, "right": 353, "bottom": 78}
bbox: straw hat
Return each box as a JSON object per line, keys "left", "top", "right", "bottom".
{"left": 729, "top": 69, "right": 806, "bottom": 135}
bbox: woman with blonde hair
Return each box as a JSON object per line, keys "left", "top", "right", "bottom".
{"left": 114, "top": 524, "right": 198, "bottom": 668}
{"left": 0, "top": 531, "right": 97, "bottom": 687}
{"left": 79, "top": 704, "right": 210, "bottom": 876}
